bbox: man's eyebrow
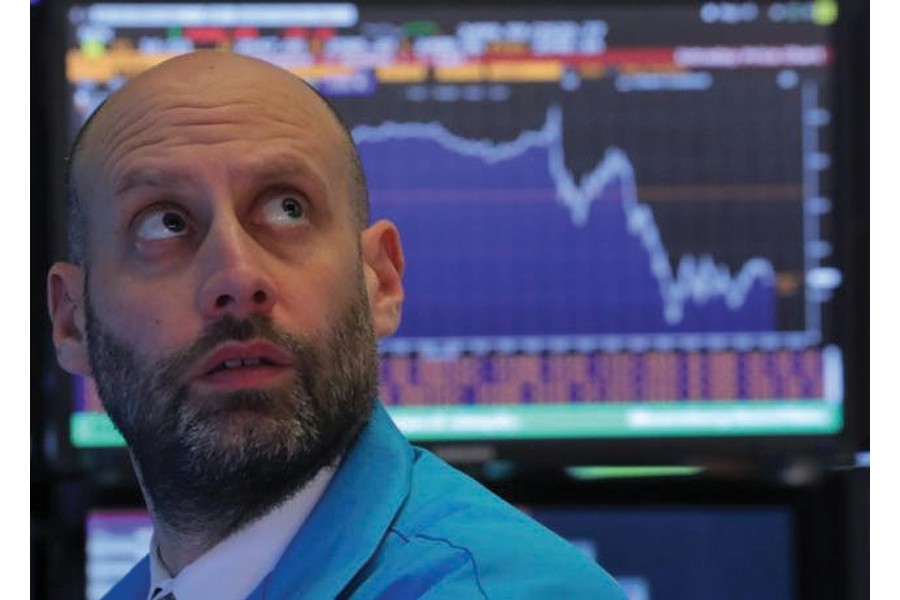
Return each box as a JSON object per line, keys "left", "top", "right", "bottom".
{"left": 113, "top": 169, "right": 193, "bottom": 197}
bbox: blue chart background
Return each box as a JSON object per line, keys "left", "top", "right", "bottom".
{"left": 356, "top": 111, "right": 776, "bottom": 340}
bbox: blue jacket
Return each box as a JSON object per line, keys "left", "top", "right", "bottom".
{"left": 105, "top": 403, "right": 627, "bottom": 599}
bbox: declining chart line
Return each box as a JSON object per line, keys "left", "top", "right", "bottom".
{"left": 353, "top": 106, "right": 775, "bottom": 325}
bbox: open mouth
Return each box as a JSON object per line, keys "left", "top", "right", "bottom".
{"left": 207, "top": 357, "right": 278, "bottom": 375}
{"left": 193, "top": 340, "right": 295, "bottom": 389}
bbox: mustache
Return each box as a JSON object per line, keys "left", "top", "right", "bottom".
{"left": 159, "top": 314, "right": 302, "bottom": 382}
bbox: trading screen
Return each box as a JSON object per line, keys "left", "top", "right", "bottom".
{"left": 65, "top": 2, "right": 845, "bottom": 446}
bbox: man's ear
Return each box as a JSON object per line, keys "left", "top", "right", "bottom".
{"left": 360, "top": 220, "right": 405, "bottom": 338}
{"left": 47, "top": 262, "right": 91, "bottom": 376}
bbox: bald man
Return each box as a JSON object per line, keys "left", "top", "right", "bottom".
{"left": 47, "top": 51, "right": 626, "bottom": 600}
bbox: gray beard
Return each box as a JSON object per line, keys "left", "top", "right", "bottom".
{"left": 84, "top": 277, "right": 379, "bottom": 542}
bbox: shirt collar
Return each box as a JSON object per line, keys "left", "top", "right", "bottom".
{"left": 258, "top": 403, "right": 414, "bottom": 599}
{"left": 147, "top": 464, "right": 337, "bottom": 600}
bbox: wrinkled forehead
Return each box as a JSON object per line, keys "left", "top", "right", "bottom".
{"left": 73, "top": 52, "right": 349, "bottom": 192}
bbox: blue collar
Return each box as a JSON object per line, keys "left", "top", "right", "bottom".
{"left": 248, "top": 402, "right": 413, "bottom": 599}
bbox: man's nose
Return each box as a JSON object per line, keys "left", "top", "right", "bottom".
{"left": 196, "top": 220, "right": 277, "bottom": 321}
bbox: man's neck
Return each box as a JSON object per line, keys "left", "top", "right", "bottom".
{"left": 134, "top": 459, "right": 264, "bottom": 576}
{"left": 149, "top": 463, "right": 340, "bottom": 581}
{"left": 149, "top": 488, "right": 296, "bottom": 575}
{"left": 153, "top": 521, "right": 215, "bottom": 577}
{"left": 130, "top": 451, "right": 320, "bottom": 574}
{"left": 132, "top": 458, "right": 237, "bottom": 575}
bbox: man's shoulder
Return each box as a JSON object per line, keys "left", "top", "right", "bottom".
{"left": 364, "top": 446, "right": 627, "bottom": 599}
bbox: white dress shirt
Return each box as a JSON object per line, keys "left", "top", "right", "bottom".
{"left": 147, "top": 466, "right": 336, "bottom": 600}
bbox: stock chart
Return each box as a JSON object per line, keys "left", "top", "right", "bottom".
{"left": 66, "top": 2, "right": 844, "bottom": 443}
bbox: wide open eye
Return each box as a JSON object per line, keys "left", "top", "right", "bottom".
{"left": 260, "top": 193, "right": 308, "bottom": 227}
{"left": 135, "top": 208, "right": 189, "bottom": 241}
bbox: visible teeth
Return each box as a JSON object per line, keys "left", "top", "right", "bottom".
{"left": 220, "top": 357, "right": 264, "bottom": 370}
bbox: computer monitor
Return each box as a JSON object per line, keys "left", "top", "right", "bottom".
{"left": 84, "top": 503, "right": 795, "bottom": 600}
{"left": 47, "top": 0, "right": 864, "bottom": 468}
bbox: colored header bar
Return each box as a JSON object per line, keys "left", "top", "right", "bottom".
{"left": 78, "top": 3, "right": 359, "bottom": 28}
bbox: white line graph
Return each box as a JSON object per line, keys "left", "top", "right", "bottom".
{"left": 353, "top": 105, "right": 776, "bottom": 325}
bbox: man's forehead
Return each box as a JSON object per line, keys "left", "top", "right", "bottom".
{"left": 110, "top": 150, "right": 334, "bottom": 203}
{"left": 87, "top": 53, "right": 327, "bottom": 133}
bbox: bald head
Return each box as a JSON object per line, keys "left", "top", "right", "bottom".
{"left": 66, "top": 51, "right": 368, "bottom": 265}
